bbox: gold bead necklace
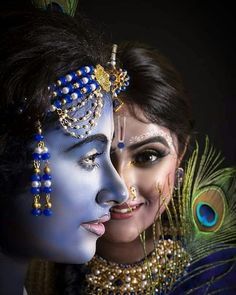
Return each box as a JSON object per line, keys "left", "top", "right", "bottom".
{"left": 85, "top": 239, "right": 190, "bottom": 295}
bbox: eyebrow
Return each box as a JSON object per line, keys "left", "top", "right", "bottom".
{"left": 127, "top": 136, "right": 170, "bottom": 151}
{"left": 65, "top": 134, "right": 108, "bottom": 152}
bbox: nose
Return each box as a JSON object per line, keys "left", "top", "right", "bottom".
{"left": 114, "top": 160, "right": 136, "bottom": 196}
{"left": 96, "top": 166, "right": 128, "bottom": 207}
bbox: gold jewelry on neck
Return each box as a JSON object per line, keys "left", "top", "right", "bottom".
{"left": 85, "top": 239, "right": 190, "bottom": 294}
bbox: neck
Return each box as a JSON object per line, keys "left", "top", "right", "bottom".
{"left": 0, "top": 250, "right": 28, "bottom": 295}
{"left": 96, "top": 229, "right": 155, "bottom": 264}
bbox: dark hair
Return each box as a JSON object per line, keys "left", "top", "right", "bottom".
{"left": 0, "top": 9, "right": 109, "bottom": 199}
{"left": 117, "top": 42, "right": 194, "bottom": 156}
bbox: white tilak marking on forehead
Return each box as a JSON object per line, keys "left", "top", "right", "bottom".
{"left": 117, "top": 116, "right": 126, "bottom": 141}
{"left": 128, "top": 129, "right": 173, "bottom": 147}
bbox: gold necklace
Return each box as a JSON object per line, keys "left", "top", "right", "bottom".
{"left": 85, "top": 239, "right": 190, "bottom": 295}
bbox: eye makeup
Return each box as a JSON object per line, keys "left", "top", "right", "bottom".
{"left": 63, "top": 133, "right": 108, "bottom": 171}
{"left": 78, "top": 148, "right": 103, "bottom": 171}
{"left": 128, "top": 129, "right": 173, "bottom": 148}
{"left": 64, "top": 134, "right": 108, "bottom": 153}
{"left": 131, "top": 145, "right": 170, "bottom": 168}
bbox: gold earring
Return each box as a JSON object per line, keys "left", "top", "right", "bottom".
{"left": 130, "top": 186, "right": 137, "bottom": 200}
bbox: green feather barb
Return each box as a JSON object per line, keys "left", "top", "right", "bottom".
{"left": 180, "top": 137, "right": 236, "bottom": 261}
{"left": 31, "top": 0, "right": 79, "bottom": 17}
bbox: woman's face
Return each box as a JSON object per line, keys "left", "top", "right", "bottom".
{"left": 0, "top": 94, "right": 127, "bottom": 264}
{"left": 101, "top": 106, "right": 180, "bottom": 243}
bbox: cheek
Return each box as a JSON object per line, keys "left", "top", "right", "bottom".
{"left": 138, "top": 157, "right": 177, "bottom": 206}
{"left": 50, "top": 157, "right": 99, "bottom": 222}
{"left": 155, "top": 156, "right": 177, "bottom": 189}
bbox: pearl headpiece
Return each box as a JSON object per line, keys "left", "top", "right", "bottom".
{"left": 49, "top": 44, "right": 129, "bottom": 138}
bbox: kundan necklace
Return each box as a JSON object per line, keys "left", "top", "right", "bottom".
{"left": 85, "top": 239, "right": 190, "bottom": 295}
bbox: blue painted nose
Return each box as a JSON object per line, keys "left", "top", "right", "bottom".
{"left": 96, "top": 188, "right": 127, "bottom": 207}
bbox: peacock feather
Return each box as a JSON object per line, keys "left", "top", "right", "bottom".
{"left": 167, "top": 137, "right": 236, "bottom": 293}
{"left": 180, "top": 137, "right": 236, "bottom": 260}
{"left": 31, "top": 0, "right": 79, "bottom": 17}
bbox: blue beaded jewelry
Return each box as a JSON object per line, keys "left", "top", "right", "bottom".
{"left": 31, "top": 121, "right": 52, "bottom": 216}
{"left": 107, "top": 44, "right": 129, "bottom": 112}
{"left": 49, "top": 45, "right": 130, "bottom": 139}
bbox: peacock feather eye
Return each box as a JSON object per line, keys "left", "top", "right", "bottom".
{"left": 192, "top": 186, "right": 226, "bottom": 232}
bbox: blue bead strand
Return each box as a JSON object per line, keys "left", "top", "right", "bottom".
{"left": 43, "top": 208, "right": 53, "bottom": 216}
{"left": 31, "top": 208, "right": 42, "bottom": 216}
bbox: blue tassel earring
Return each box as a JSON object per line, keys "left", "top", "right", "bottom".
{"left": 31, "top": 121, "right": 52, "bottom": 216}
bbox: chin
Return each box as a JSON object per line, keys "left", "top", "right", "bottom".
{"left": 73, "top": 238, "right": 97, "bottom": 264}
{"left": 46, "top": 236, "right": 97, "bottom": 264}
{"left": 55, "top": 245, "right": 96, "bottom": 264}
{"left": 102, "top": 217, "right": 156, "bottom": 244}
{"left": 103, "top": 223, "right": 142, "bottom": 243}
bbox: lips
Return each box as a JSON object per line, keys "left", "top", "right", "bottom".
{"left": 110, "top": 202, "right": 143, "bottom": 219}
{"left": 81, "top": 214, "right": 110, "bottom": 236}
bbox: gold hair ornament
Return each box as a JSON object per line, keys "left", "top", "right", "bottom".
{"left": 49, "top": 45, "right": 129, "bottom": 139}
{"left": 107, "top": 44, "right": 128, "bottom": 112}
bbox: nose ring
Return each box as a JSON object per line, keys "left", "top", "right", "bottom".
{"left": 129, "top": 185, "right": 137, "bottom": 201}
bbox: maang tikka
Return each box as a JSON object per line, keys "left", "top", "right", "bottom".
{"left": 30, "top": 45, "right": 130, "bottom": 216}
{"left": 49, "top": 44, "right": 129, "bottom": 139}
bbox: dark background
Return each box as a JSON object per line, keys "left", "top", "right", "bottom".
{"left": 2, "top": 1, "right": 236, "bottom": 165}
{"left": 78, "top": 0, "right": 236, "bottom": 166}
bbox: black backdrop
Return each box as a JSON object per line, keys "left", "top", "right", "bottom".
{"left": 78, "top": 0, "right": 236, "bottom": 166}
{"left": 2, "top": 1, "right": 236, "bottom": 165}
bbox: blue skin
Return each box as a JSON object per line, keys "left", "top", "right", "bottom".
{"left": 0, "top": 93, "right": 127, "bottom": 264}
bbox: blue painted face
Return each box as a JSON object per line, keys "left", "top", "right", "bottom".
{"left": 1, "top": 93, "right": 127, "bottom": 263}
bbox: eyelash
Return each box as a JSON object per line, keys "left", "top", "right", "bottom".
{"left": 131, "top": 148, "right": 168, "bottom": 167}
{"left": 79, "top": 152, "right": 103, "bottom": 171}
